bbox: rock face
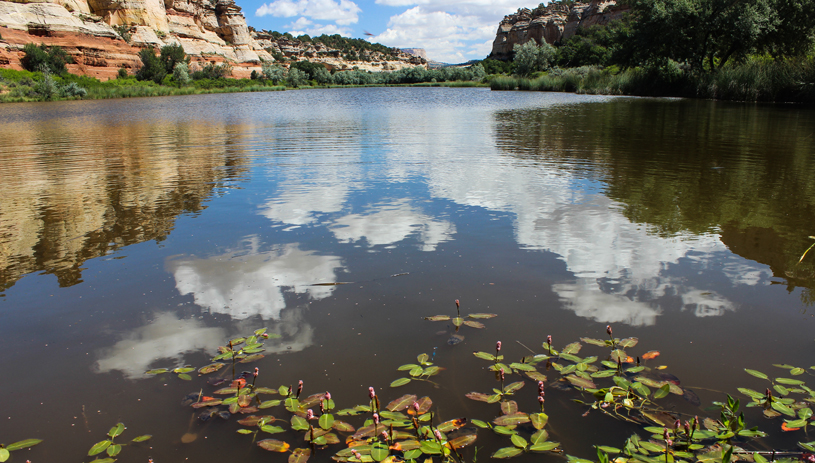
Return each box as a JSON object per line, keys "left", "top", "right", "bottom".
{"left": 0, "top": 0, "right": 426, "bottom": 79}
{"left": 490, "top": 0, "right": 628, "bottom": 61}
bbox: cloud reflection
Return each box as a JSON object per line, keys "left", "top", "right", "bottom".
{"left": 168, "top": 237, "right": 343, "bottom": 320}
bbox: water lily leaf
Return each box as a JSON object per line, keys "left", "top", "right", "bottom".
{"left": 745, "top": 369, "right": 769, "bottom": 380}
{"left": 106, "top": 444, "right": 122, "bottom": 457}
{"left": 530, "top": 413, "right": 548, "bottom": 430}
{"left": 198, "top": 363, "right": 225, "bottom": 374}
{"left": 463, "top": 320, "right": 485, "bottom": 328}
{"left": 5, "top": 439, "right": 43, "bottom": 451}
{"left": 448, "top": 433, "right": 477, "bottom": 449}
{"left": 653, "top": 384, "right": 670, "bottom": 399}
{"left": 510, "top": 434, "right": 528, "bottom": 449}
{"left": 258, "top": 439, "right": 290, "bottom": 452}
{"left": 386, "top": 394, "right": 418, "bottom": 412}
{"left": 492, "top": 447, "right": 523, "bottom": 458}
{"left": 468, "top": 313, "right": 497, "bottom": 319}
{"left": 566, "top": 375, "right": 596, "bottom": 389}
{"left": 390, "top": 378, "right": 411, "bottom": 387}
{"left": 618, "top": 338, "right": 638, "bottom": 348}
{"left": 145, "top": 368, "right": 168, "bottom": 375}
{"left": 526, "top": 371, "right": 547, "bottom": 382}
{"left": 131, "top": 435, "right": 151, "bottom": 442}
{"left": 108, "top": 423, "right": 125, "bottom": 438}
{"left": 425, "top": 315, "right": 451, "bottom": 321}
{"left": 493, "top": 412, "right": 530, "bottom": 426}
{"left": 505, "top": 381, "right": 525, "bottom": 393}
{"left": 501, "top": 401, "right": 519, "bottom": 415}
{"left": 581, "top": 338, "right": 608, "bottom": 347}
{"left": 88, "top": 440, "right": 112, "bottom": 456}
{"left": 776, "top": 378, "right": 805, "bottom": 385}
{"left": 319, "top": 414, "right": 335, "bottom": 430}
{"left": 529, "top": 442, "right": 560, "bottom": 452}
{"left": 466, "top": 392, "right": 492, "bottom": 402}
{"left": 291, "top": 415, "right": 310, "bottom": 431}
{"left": 438, "top": 418, "right": 467, "bottom": 433}
{"left": 259, "top": 400, "right": 281, "bottom": 409}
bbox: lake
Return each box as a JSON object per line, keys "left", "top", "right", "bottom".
{"left": 1, "top": 87, "right": 815, "bottom": 463}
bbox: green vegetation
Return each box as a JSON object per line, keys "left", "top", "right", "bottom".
{"left": 487, "top": 0, "right": 815, "bottom": 103}
{"left": 20, "top": 43, "right": 72, "bottom": 75}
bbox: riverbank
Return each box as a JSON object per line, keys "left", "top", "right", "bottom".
{"left": 489, "top": 58, "right": 815, "bottom": 104}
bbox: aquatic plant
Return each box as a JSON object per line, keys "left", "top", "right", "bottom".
{"left": 86, "top": 422, "right": 151, "bottom": 462}
{"left": 391, "top": 353, "right": 444, "bottom": 387}
{"left": 425, "top": 299, "right": 497, "bottom": 329}
{"left": 0, "top": 439, "right": 42, "bottom": 462}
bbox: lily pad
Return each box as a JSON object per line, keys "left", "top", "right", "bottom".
{"left": 258, "top": 439, "right": 290, "bottom": 452}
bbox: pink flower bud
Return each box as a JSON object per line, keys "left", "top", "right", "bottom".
{"left": 413, "top": 402, "right": 420, "bottom": 412}
{"left": 674, "top": 419, "right": 680, "bottom": 431}
{"left": 306, "top": 409, "right": 314, "bottom": 420}
{"left": 538, "top": 396, "right": 545, "bottom": 404}
{"left": 381, "top": 431, "right": 389, "bottom": 441}
{"left": 499, "top": 367, "right": 505, "bottom": 381}
{"left": 373, "top": 413, "right": 380, "bottom": 424}
{"left": 369, "top": 387, "right": 376, "bottom": 399}
{"left": 663, "top": 428, "right": 669, "bottom": 441}
{"left": 547, "top": 335, "right": 552, "bottom": 345}
{"left": 684, "top": 421, "right": 691, "bottom": 434}
{"left": 434, "top": 429, "right": 443, "bottom": 441}
{"left": 606, "top": 325, "right": 612, "bottom": 336}
{"left": 538, "top": 381, "right": 545, "bottom": 391}
{"left": 254, "top": 367, "right": 259, "bottom": 377}
{"left": 325, "top": 392, "right": 331, "bottom": 400}
{"left": 666, "top": 439, "right": 673, "bottom": 447}
{"left": 455, "top": 299, "right": 460, "bottom": 309}
{"left": 496, "top": 341, "right": 502, "bottom": 352}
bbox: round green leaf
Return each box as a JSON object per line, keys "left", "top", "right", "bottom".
{"left": 106, "top": 444, "right": 122, "bottom": 457}
{"left": 510, "top": 434, "right": 528, "bottom": 449}
{"left": 108, "top": 423, "right": 125, "bottom": 438}
{"left": 0, "top": 449, "right": 9, "bottom": 463}
{"left": 319, "top": 413, "right": 335, "bottom": 430}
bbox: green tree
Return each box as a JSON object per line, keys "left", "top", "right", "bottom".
{"left": 172, "top": 62, "right": 191, "bottom": 84}
{"left": 135, "top": 47, "right": 167, "bottom": 83}
{"left": 160, "top": 44, "right": 188, "bottom": 74}
{"left": 21, "top": 43, "right": 71, "bottom": 75}
{"left": 512, "top": 40, "right": 556, "bottom": 76}
{"left": 286, "top": 68, "right": 308, "bottom": 87}
{"left": 261, "top": 62, "right": 286, "bottom": 83}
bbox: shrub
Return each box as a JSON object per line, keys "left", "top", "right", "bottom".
{"left": 21, "top": 43, "right": 71, "bottom": 74}
{"left": 286, "top": 68, "right": 308, "bottom": 87}
{"left": 192, "top": 62, "right": 232, "bottom": 80}
{"left": 160, "top": 44, "right": 188, "bottom": 74}
{"left": 118, "top": 67, "right": 128, "bottom": 79}
{"left": 135, "top": 47, "right": 167, "bottom": 83}
{"left": 172, "top": 62, "right": 191, "bottom": 84}
{"left": 261, "top": 62, "right": 286, "bottom": 83}
{"left": 513, "top": 41, "right": 556, "bottom": 76}
{"left": 60, "top": 81, "right": 87, "bottom": 97}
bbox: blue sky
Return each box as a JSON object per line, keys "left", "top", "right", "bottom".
{"left": 242, "top": 0, "right": 531, "bottom": 63}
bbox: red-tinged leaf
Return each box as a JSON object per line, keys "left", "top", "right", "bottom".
{"left": 191, "top": 399, "right": 223, "bottom": 408}
{"left": 466, "top": 392, "right": 492, "bottom": 402}
{"left": 467, "top": 313, "right": 497, "bottom": 319}
{"left": 566, "top": 375, "right": 596, "bottom": 389}
{"left": 353, "top": 424, "right": 379, "bottom": 439}
{"left": 493, "top": 412, "right": 530, "bottom": 426}
{"left": 438, "top": 418, "right": 467, "bottom": 432}
{"left": 501, "top": 401, "right": 519, "bottom": 415}
{"left": 394, "top": 440, "right": 421, "bottom": 450}
{"left": 237, "top": 415, "right": 273, "bottom": 426}
{"left": 258, "top": 439, "right": 290, "bottom": 452}
{"left": 408, "top": 396, "right": 432, "bottom": 415}
{"left": 198, "top": 363, "right": 226, "bottom": 374}
{"left": 289, "top": 449, "right": 311, "bottom": 463}
{"left": 425, "top": 315, "right": 450, "bottom": 321}
{"left": 238, "top": 406, "right": 259, "bottom": 414}
{"left": 782, "top": 422, "right": 801, "bottom": 432}
{"left": 462, "top": 320, "right": 485, "bottom": 328}
{"left": 387, "top": 394, "right": 418, "bottom": 412}
{"left": 448, "top": 433, "right": 477, "bottom": 449}
{"left": 213, "top": 387, "right": 238, "bottom": 395}
{"left": 641, "top": 351, "right": 660, "bottom": 360}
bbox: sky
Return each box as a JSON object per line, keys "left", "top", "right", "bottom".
{"left": 245, "top": 0, "right": 534, "bottom": 63}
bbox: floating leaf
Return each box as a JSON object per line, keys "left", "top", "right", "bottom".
{"left": 259, "top": 400, "right": 282, "bottom": 409}
{"left": 390, "top": 378, "right": 411, "bottom": 388}
{"left": 618, "top": 338, "right": 638, "bottom": 348}
{"left": 641, "top": 351, "right": 659, "bottom": 360}
{"left": 448, "top": 433, "right": 477, "bottom": 449}
{"left": 387, "top": 394, "right": 418, "bottom": 411}
{"left": 581, "top": 338, "right": 608, "bottom": 347}
{"left": 291, "top": 415, "right": 310, "bottom": 431}
{"left": 398, "top": 364, "right": 420, "bottom": 371}
{"left": 530, "top": 429, "right": 549, "bottom": 446}
{"left": 529, "top": 442, "right": 560, "bottom": 452}
{"left": 776, "top": 378, "right": 805, "bottom": 385}
{"left": 89, "top": 459, "right": 115, "bottom": 463}
{"left": 530, "top": 413, "right": 548, "bottom": 430}
{"left": 261, "top": 425, "right": 286, "bottom": 434}
{"left": 106, "top": 444, "right": 122, "bottom": 457}
{"left": 526, "top": 371, "right": 547, "bottom": 382}
{"left": 631, "top": 382, "right": 651, "bottom": 398}
{"left": 0, "top": 449, "right": 8, "bottom": 463}
{"left": 423, "top": 366, "right": 442, "bottom": 376}
{"left": 501, "top": 401, "right": 518, "bottom": 415}
{"left": 493, "top": 412, "right": 530, "bottom": 426}
{"left": 466, "top": 392, "right": 492, "bottom": 402}
{"left": 108, "top": 423, "right": 125, "bottom": 438}
{"left": 420, "top": 440, "right": 442, "bottom": 455}
{"left": 509, "top": 362, "right": 536, "bottom": 372}
{"left": 178, "top": 373, "right": 192, "bottom": 381}
{"left": 745, "top": 369, "right": 769, "bottom": 380}
{"left": 452, "top": 317, "right": 464, "bottom": 327}
{"left": 88, "top": 440, "right": 112, "bottom": 456}
{"left": 198, "top": 363, "right": 225, "bottom": 374}
{"left": 772, "top": 401, "right": 796, "bottom": 417}
{"left": 370, "top": 442, "right": 389, "bottom": 461}
{"left": 413, "top": 396, "right": 432, "bottom": 414}
{"left": 653, "top": 384, "right": 670, "bottom": 399}
{"left": 463, "top": 320, "right": 485, "bottom": 328}
{"left": 131, "top": 435, "right": 152, "bottom": 442}
{"left": 438, "top": 418, "right": 467, "bottom": 433}
{"left": 566, "top": 375, "right": 596, "bottom": 389}
{"left": 473, "top": 352, "right": 496, "bottom": 361}
{"left": 510, "top": 434, "right": 528, "bottom": 449}
{"left": 562, "top": 342, "right": 582, "bottom": 355}
{"left": 333, "top": 420, "right": 355, "bottom": 432}
{"left": 417, "top": 353, "right": 430, "bottom": 364}
{"left": 425, "top": 315, "right": 450, "bottom": 321}
{"left": 5, "top": 439, "right": 43, "bottom": 451}
{"left": 319, "top": 414, "right": 335, "bottom": 430}
{"left": 738, "top": 388, "right": 765, "bottom": 399}
{"left": 505, "top": 381, "right": 525, "bottom": 393}
{"left": 173, "top": 367, "right": 195, "bottom": 374}
{"left": 240, "top": 354, "right": 266, "bottom": 363}
{"left": 492, "top": 447, "right": 523, "bottom": 458}
{"left": 791, "top": 368, "right": 805, "bottom": 376}
{"left": 258, "top": 439, "right": 290, "bottom": 452}
{"left": 145, "top": 368, "right": 168, "bottom": 375}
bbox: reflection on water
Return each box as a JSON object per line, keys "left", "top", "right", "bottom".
{"left": 2, "top": 90, "right": 815, "bottom": 463}
{"left": 168, "top": 237, "right": 342, "bottom": 319}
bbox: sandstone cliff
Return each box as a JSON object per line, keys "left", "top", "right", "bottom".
{"left": 490, "top": 0, "right": 628, "bottom": 61}
{"left": 0, "top": 0, "right": 425, "bottom": 79}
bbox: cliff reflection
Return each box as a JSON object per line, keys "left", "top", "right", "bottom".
{"left": 492, "top": 99, "right": 815, "bottom": 295}
{"left": 0, "top": 118, "right": 250, "bottom": 293}
{"left": 167, "top": 237, "right": 343, "bottom": 320}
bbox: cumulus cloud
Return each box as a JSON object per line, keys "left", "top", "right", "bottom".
{"left": 256, "top": 0, "right": 361, "bottom": 25}
{"left": 286, "top": 17, "right": 355, "bottom": 37}
{"left": 371, "top": 6, "right": 499, "bottom": 62}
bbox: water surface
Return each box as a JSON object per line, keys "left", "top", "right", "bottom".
{"left": 1, "top": 88, "right": 815, "bottom": 462}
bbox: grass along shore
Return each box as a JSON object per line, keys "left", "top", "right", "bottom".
{"left": 489, "top": 58, "right": 815, "bottom": 104}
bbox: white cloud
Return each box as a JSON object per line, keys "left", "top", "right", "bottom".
{"left": 256, "top": 0, "right": 361, "bottom": 25}
{"left": 285, "top": 17, "right": 355, "bottom": 36}
{"left": 167, "top": 237, "right": 343, "bottom": 320}
{"left": 371, "top": 6, "right": 498, "bottom": 62}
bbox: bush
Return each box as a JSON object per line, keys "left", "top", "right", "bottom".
{"left": 34, "top": 66, "right": 59, "bottom": 99}
{"left": 21, "top": 43, "right": 71, "bottom": 75}
{"left": 160, "top": 44, "right": 188, "bottom": 74}
{"left": 118, "top": 67, "right": 128, "bottom": 79}
{"left": 136, "top": 47, "right": 167, "bottom": 83}
{"left": 192, "top": 62, "right": 232, "bottom": 80}
{"left": 286, "top": 68, "right": 308, "bottom": 87}
{"left": 261, "top": 62, "right": 286, "bottom": 83}
{"left": 513, "top": 41, "right": 556, "bottom": 76}
{"left": 172, "top": 62, "right": 191, "bottom": 84}
{"left": 60, "top": 81, "right": 87, "bottom": 97}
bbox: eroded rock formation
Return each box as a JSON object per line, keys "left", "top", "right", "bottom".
{"left": 0, "top": 0, "right": 425, "bottom": 79}
{"left": 490, "top": 0, "right": 628, "bottom": 60}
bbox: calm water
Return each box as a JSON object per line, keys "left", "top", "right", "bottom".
{"left": 1, "top": 88, "right": 815, "bottom": 462}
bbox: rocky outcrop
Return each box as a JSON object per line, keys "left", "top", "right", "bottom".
{"left": 490, "top": 0, "right": 628, "bottom": 60}
{"left": 0, "top": 0, "right": 426, "bottom": 79}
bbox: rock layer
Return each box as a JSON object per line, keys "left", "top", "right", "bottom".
{"left": 0, "top": 0, "right": 426, "bottom": 79}
{"left": 490, "top": 0, "right": 628, "bottom": 61}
